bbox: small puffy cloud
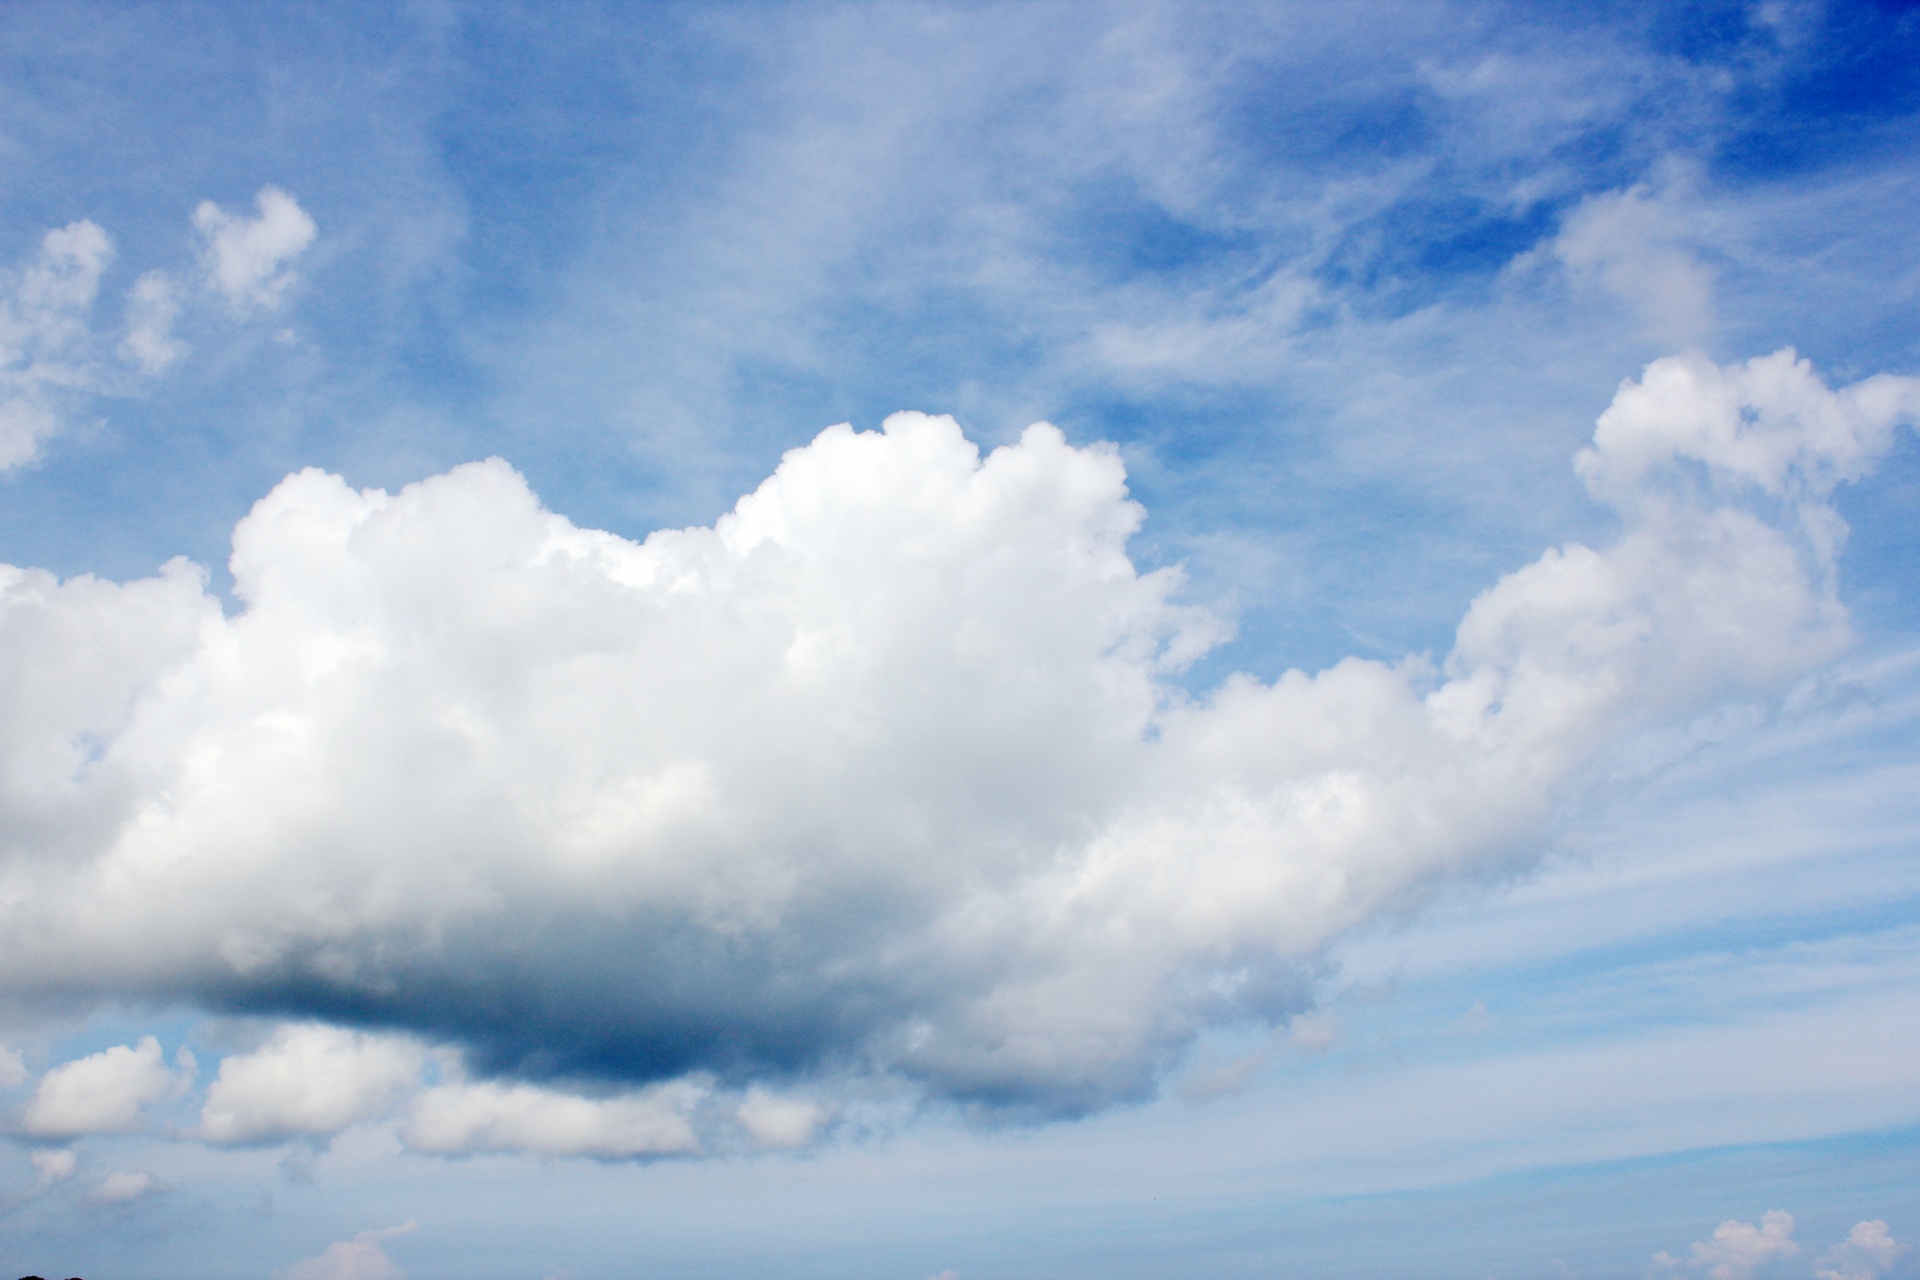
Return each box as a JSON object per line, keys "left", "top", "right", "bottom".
{"left": 29, "top": 1147, "right": 76, "bottom": 1183}
{"left": 0, "top": 220, "right": 113, "bottom": 470}
{"left": 23, "top": 1036, "right": 188, "bottom": 1137}
{"left": 1816, "top": 1221, "right": 1909, "bottom": 1280}
{"left": 0, "top": 1045, "right": 26, "bottom": 1087}
{"left": 402, "top": 1079, "right": 703, "bottom": 1159}
{"left": 120, "top": 269, "right": 186, "bottom": 374}
{"left": 194, "top": 186, "right": 316, "bottom": 312}
{"left": 734, "top": 1089, "right": 830, "bottom": 1149}
{"left": 1654, "top": 1210, "right": 1799, "bottom": 1280}
{"left": 89, "top": 1169, "right": 164, "bottom": 1204}
{"left": 0, "top": 190, "right": 304, "bottom": 465}
{"left": 280, "top": 1221, "right": 416, "bottom": 1280}
{"left": 0, "top": 356, "right": 1912, "bottom": 1119}
{"left": 199, "top": 1022, "right": 426, "bottom": 1143}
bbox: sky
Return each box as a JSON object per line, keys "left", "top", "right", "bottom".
{"left": 0, "top": 1, "right": 1918, "bottom": 1277}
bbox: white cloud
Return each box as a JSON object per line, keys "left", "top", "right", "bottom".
{"left": 1578, "top": 348, "right": 1920, "bottom": 505}
{"left": 734, "top": 1089, "right": 830, "bottom": 1149}
{"left": 0, "top": 220, "right": 113, "bottom": 470}
{"left": 0, "top": 1045, "right": 25, "bottom": 1087}
{"left": 0, "top": 190, "right": 305, "bottom": 465}
{"left": 194, "top": 186, "right": 316, "bottom": 312}
{"left": 1816, "top": 1220, "right": 1909, "bottom": 1280}
{"left": 1654, "top": 1210, "right": 1799, "bottom": 1280}
{"left": 402, "top": 1079, "right": 703, "bottom": 1159}
{"left": 0, "top": 353, "right": 1910, "bottom": 1116}
{"left": 89, "top": 1168, "right": 164, "bottom": 1204}
{"left": 279, "top": 1221, "right": 416, "bottom": 1280}
{"left": 120, "top": 269, "right": 187, "bottom": 374}
{"left": 29, "top": 1147, "right": 76, "bottom": 1183}
{"left": 1551, "top": 174, "right": 1716, "bottom": 346}
{"left": 22, "top": 1036, "right": 189, "bottom": 1137}
{"left": 199, "top": 1022, "right": 426, "bottom": 1143}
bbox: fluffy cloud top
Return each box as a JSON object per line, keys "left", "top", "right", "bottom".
{"left": 0, "top": 352, "right": 1912, "bottom": 1116}
{"left": 199, "top": 1023, "right": 425, "bottom": 1143}
{"left": 1655, "top": 1214, "right": 1908, "bottom": 1280}
{"left": 194, "top": 186, "right": 316, "bottom": 312}
{"left": 1817, "top": 1221, "right": 1909, "bottom": 1280}
{"left": 1579, "top": 349, "right": 1920, "bottom": 503}
{"left": 22, "top": 1036, "right": 189, "bottom": 1137}
{"left": 1672, "top": 1211, "right": 1801, "bottom": 1280}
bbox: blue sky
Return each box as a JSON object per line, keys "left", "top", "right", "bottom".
{"left": 1, "top": 2, "right": 1918, "bottom": 1278}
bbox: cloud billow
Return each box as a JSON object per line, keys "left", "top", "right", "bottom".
{"left": 0, "top": 351, "right": 1913, "bottom": 1119}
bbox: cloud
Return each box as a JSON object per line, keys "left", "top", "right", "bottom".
{"left": 279, "top": 1221, "right": 417, "bottom": 1280}
{"left": 734, "top": 1089, "right": 831, "bottom": 1149}
{"left": 1654, "top": 1210, "right": 1799, "bottom": 1280}
{"left": 1816, "top": 1221, "right": 1909, "bottom": 1280}
{"left": 1654, "top": 1214, "right": 1909, "bottom": 1280}
{"left": 194, "top": 186, "right": 316, "bottom": 312}
{"left": 1577, "top": 348, "right": 1920, "bottom": 506}
{"left": 199, "top": 1022, "right": 426, "bottom": 1144}
{"left": 29, "top": 1147, "right": 75, "bottom": 1183}
{"left": 0, "top": 189, "right": 309, "bottom": 466}
{"left": 401, "top": 1079, "right": 703, "bottom": 1159}
{"left": 0, "top": 221, "right": 113, "bottom": 470}
{"left": 0, "top": 1045, "right": 25, "bottom": 1087}
{"left": 1551, "top": 174, "right": 1716, "bottom": 346}
{"left": 22, "top": 1036, "right": 191, "bottom": 1137}
{"left": 88, "top": 1168, "right": 164, "bottom": 1204}
{"left": 119, "top": 270, "right": 187, "bottom": 374}
{"left": 0, "top": 353, "right": 1912, "bottom": 1119}
{"left": 1286, "top": 1011, "right": 1341, "bottom": 1054}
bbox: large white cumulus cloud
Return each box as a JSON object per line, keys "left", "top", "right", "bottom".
{"left": 0, "top": 350, "right": 1912, "bottom": 1115}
